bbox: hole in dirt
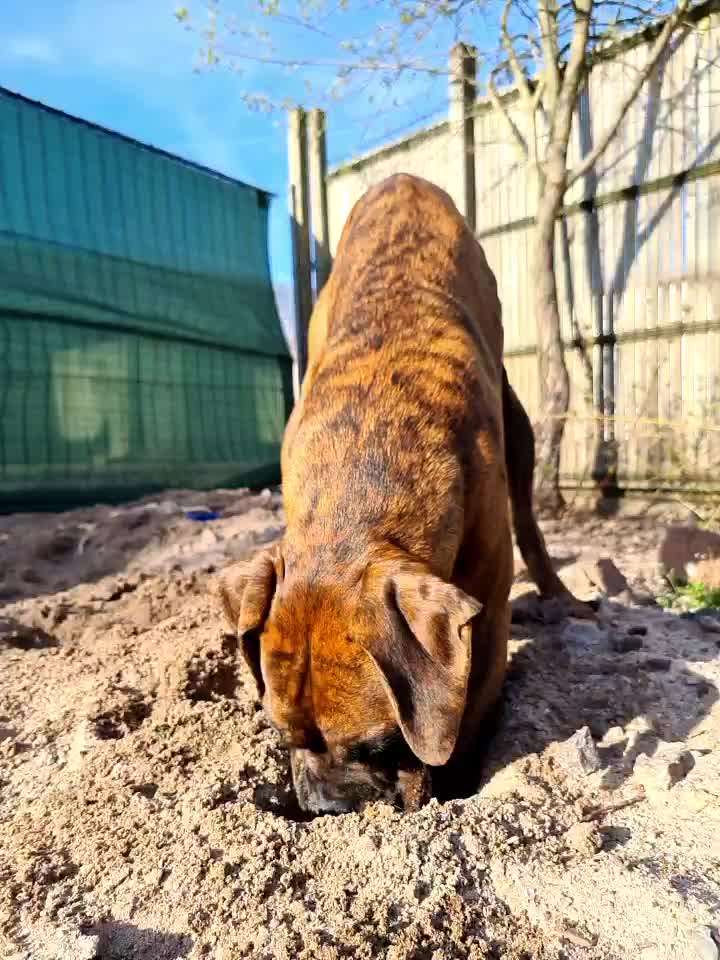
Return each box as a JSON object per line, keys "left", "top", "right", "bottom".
{"left": 183, "top": 655, "right": 237, "bottom": 702}
{"left": 600, "top": 825, "right": 632, "bottom": 850}
{"left": 252, "top": 783, "right": 316, "bottom": 823}
{"left": 0, "top": 617, "right": 58, "bottom": 650}
{"left": 35, "top": 530, "right": 79, "bottom": 561}
{"left": 131, "top": 782, "right": 158, "bottom": 799}
{"left": 92, "top": 697, "right": 153, "bottom": 740}
{"left": 84, "top": 921, "right": 193, "bottom": 960}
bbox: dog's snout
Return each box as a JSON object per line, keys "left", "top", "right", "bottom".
{"left": 291, "top": 750, "right": 354, "bottom": 814}
{"left": 290, "top": 747, "right": 390, "bottom": 815}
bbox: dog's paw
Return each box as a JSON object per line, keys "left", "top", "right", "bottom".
{"left": 511, "top": 590, "right": 598, "bottom": 625}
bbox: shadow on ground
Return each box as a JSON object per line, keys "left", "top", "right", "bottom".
{"left": 89, "top": 921, "right": 193, "bottom": 960}
{"left": 472, "top": 594, "right": 719, "bottom": 795}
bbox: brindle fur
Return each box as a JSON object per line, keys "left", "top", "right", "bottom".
{"left": 219, "top": 174, "right": 587, "bottom": 814}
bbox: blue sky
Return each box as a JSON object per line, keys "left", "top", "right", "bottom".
{"left": 0, "top": 0, "right": 461, "bottom": 332}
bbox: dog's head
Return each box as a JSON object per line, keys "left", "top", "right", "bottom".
{"left": 218, "top": 545, "right": 482, "bottom": 815}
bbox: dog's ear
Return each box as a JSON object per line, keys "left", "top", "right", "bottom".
{"left": 363, "top": 561, "right": 482, "bottom": 766}
{"left": 217, "top": 549, "right": 281, "bottom": 697}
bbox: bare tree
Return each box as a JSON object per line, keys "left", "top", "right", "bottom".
{"left": 178, "top": 0, "right": 706, "bottom": 512}
{"left": 487, "top": 0, "right": 697, "bottom": 510}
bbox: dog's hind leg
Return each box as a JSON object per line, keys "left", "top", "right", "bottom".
{"left": 502, "top": 368, "right": 594, "bottom": 617}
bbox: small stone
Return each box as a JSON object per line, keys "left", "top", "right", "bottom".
{"left": 626, "top": 715, "right": 656, "bottom": 735}
{"left": 555, "top": 726, "right": 602, "bottom": 776}
{"left": 611, "top": 633, "right": 644, "bottom": 652}
{"left": 581, "top": 557, "right": 629, "bottom": 597}
{"left": 633, "top": 743, "right": 694, "bottom": 793}
{"left": 565, "top": 821, "right": 602, "bottom": 855}
{"left": 601, "top": 725, "right": 626, "bottom": 746}
{"left": 696, "top": 615, "right": 720, "bottom": 634}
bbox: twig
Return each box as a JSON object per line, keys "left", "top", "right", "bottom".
{"left": 580, "top": 787, "right": 646, "bottom": 821}
{"left": 560, "top": 926, "right": 597, "bottom": 948}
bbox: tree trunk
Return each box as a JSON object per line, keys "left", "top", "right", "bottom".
{"left": 533, "top": 166, "right": 570, "bottom": 515}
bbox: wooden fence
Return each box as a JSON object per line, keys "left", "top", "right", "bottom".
{"left": 289, "top": 9, "right": 720, "bottom": 494}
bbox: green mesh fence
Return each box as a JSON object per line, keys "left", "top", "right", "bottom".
{"left": 0, "top": 88, "right": 292, "bottom": 511}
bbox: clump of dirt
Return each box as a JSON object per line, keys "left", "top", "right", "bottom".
{"left": 0, "top": 494, "right": 719, "bottom": 959}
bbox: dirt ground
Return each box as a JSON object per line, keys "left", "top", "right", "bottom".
{"left": 1, "top": 489, "right": 719, "bottom": 960}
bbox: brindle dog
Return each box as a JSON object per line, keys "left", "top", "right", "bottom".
{"left": 219, "top": 174, "right": 589, "bottom": 814}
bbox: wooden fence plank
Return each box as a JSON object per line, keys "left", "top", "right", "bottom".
{"left": 320, "top": 21, "right": 720, "bottom": 492}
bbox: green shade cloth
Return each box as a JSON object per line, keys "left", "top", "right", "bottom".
{"left": 0, "top": 88, "right": 292, "bottom": 511}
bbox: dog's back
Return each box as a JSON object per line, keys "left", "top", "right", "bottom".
{"left": 282, "top": 174, "right": 508, "bottom": 586}
{"left": 220, "top": 174, "right": 590, "bottom": 813}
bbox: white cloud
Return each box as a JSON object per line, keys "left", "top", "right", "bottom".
{"left": 2, "top": 1, "right": 197, "bottom": 78}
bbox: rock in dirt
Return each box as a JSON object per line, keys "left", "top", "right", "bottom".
{"left": 554, "top": 726, "right": 602, "bottom": 777}
{"left": 600, "top": 725, "right": 627, "bottom": 746}
{"left": 696, "top": 614, "right": 720, "bottom": 634}
{"left": 632, "top": 742, "right": 695, "bottom": 793}
{"left": 565, "top": 821, "right": 603, "bottom": 856}
{"left": 659, "top": 525, "right": 720, "bottom": 580}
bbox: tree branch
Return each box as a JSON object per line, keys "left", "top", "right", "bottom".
{"left": 488, "top": 71, "right": 530, "bottom": 157}
{"left": 550, "top": 0, "right": 593, "bottom": 148}
{"left": 501, "top": 0, "right": 535, "bottom": 104}
{"left": 537, "top": 0, "right": 561, "bottom": 112}
{"left": 567, "top": 0, "right": 691, "bottom": 187}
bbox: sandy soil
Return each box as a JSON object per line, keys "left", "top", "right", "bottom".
{"left": 1, "top": 490, "right": 719, "bottom": 960}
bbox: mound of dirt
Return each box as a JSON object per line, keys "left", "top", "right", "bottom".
{"left": 1, "top": 495, "right": 718, "bottom": 959}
